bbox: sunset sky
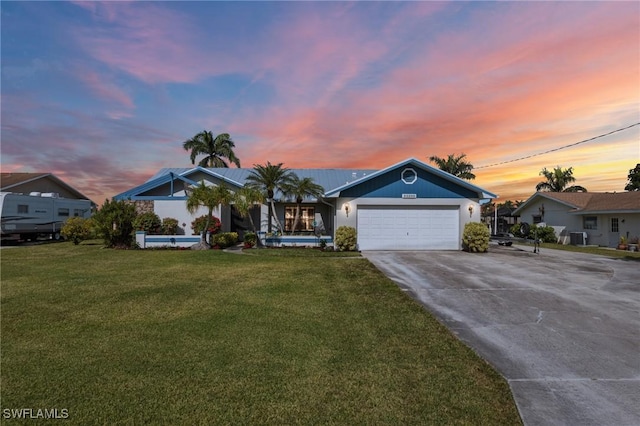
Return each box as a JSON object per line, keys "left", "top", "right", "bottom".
{"left": 2, "top": 1, "right": 639, "bottom": 204}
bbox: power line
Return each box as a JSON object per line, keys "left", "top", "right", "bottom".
{"left": 475, "top": 122, "right": 640, "bottom": 169}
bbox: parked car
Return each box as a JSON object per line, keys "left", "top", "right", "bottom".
{"left": 491, "top": 232, "right": 514, "bottom": 246}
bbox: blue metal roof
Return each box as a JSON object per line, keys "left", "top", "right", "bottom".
{"left": 151, "top": 167, "right": 377, "bottom": 194}
{"left": 116, "top": 167, "right": 377, "bottom": 200}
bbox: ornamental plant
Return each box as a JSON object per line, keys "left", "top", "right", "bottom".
{"left": 212, "top": 232, "right": 238, "bottom": 249}
{"left": 61, "top": 217, "right": 93, "bottom": 245}
{"left": 133, "top": 212, "right": 162, "bottom": 234}
{"left": 335, "top": 226, "right": 357, "bottom": 251}
{"left": 161, "top": 217, "right": 179, "bottom": 235}
{"left": 91, "top": 199, "right": 137, "bottom": 248}
{"left": 243, "top": 232, "right": 257, "bottom": 248}
{"left": 191, "top": 215, "right": 222, "bottom": 235}
{"left": 462, "top": 222, "right": 490, "bottom": 253}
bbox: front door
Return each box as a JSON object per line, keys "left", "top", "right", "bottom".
{"left": 609, "top": 217, "right": 620, "bottom": 248}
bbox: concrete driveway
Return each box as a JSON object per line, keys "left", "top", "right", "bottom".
{"left": 363, "top": 245, "right": 639, "bottom": 426}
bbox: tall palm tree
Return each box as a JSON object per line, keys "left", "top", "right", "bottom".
{"left": 183, "top": 131, "right": 241, "bottom": 168}
{"left": 429, "top": 153, "right": 476, "bottom": 180}
{"left": 233, "top": 186, "right": 265, "bottom": 238}
{"left": 245, "top": 162, "right": 294, "bottom": 233}
{"left": 185, "top": 181, "right": 232, "bottom": 248}
{"left": 536, "top": 167, "right": 587, "bottom": 192}
{"left": 282, "top": 175, "right": 325, "bottom": 234}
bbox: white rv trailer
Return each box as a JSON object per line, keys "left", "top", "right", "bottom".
{"left": 0, "top": 192, "right": 92, "bottom": 241}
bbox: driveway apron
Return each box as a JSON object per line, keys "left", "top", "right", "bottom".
{"left": 363, "top": 246, "right": 639, "bottom": 426}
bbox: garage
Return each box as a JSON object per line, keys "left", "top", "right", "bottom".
{"left": 357, "top": 205, "right": 460, "bottom": 250}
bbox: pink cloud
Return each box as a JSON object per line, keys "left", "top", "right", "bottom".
{"left": 72, "top": 2, "right": 232, "bottom": 84}
{"left": 75, "top": 67, "right": 135, "bottom": 116}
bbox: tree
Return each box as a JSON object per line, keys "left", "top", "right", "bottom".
{"left": 245, "top": 162, "right": 294, "bottom": 233}
{"left": 182, "top": 131, "right": 241, "bottom": 168}
{"left": 185, "top": 182, "right": 232, "bottom": 249}
{"left": 536, "top": 166, "right": 587, "bottom": 192}
{"left": 428, "top": 153, "right": 476, "bottom": 180}
{"left": 282, "top": 175, "right": 324, "bottom": 234}
{"left": 625, "top": 164, "right": 640, "bottom": 191}
{"left": 233, "top": 186, "right": 265, "bottom": 244}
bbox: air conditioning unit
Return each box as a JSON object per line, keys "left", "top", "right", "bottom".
{"left": 569, "top": 232, "right": 587, "bottom": 245}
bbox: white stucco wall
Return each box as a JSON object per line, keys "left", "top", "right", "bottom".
{"left": 154, "top": 198, "right": 218, "bottom": 235}
{"left": 334, "top": 197, "right": 483, "bottom": 248}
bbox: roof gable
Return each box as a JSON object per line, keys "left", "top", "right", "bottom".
{"left": 325, "top": 158, "right": 496, "bottom": 199}
{"left": 1, "top": 172, "right": 93, "bottom": 202}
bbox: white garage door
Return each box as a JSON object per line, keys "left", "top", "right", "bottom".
{"left": 357, "top": 206, "right": 460, "bottom": 250}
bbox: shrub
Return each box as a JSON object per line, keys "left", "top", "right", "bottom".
{"left": 161, "top": 217, "right": 179, "bottom": 235}
{"left": 91, "top": 199, "right": 137, "bottom": 248}
{"left": 510, "top": 223, "right": 524, "bottom": 238}
{"left": 133, "top": 212, "right": 162, "bottom": 234}
{"left": 531, "top": 224, "right": 556, "bottom": 243}
{"left": 335, "top": 226, "right": 357, "bottom": 251}
{"left": 243, "top": 232, "right": 257, "bottom": 247}
{"left": 462, "top": 222, "right": 490, "bottom": 253}
{"left": 191, "top": 215, "right": 222, "bottom": 235}
{"left": 61, "top": 217, "right": 93, "bottom": 245}
{"left": 212, "top": 232, "right": 238, "bottom": 249}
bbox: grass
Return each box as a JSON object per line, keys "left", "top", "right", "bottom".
{"left": 1, "top": 242, "right": 521, "bottom": 425}
{"left": 514, "top": 241, "right": 640, "bottom": 260}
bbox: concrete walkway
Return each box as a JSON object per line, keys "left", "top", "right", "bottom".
{"left": 363, "top": 245, "right": 639, "bottom": 426}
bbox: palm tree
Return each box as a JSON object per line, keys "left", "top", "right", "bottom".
{"left": 245, "top": 162, "right": 294, "bottom": 233}
{"left": 185, "top": 181, "right": 232, "bottom": 249}
{"left": 429, "top": 153, "right": 476, "bottom": 180}
{"left": 536, "top": 167, "right": 587, "bottom": 192}
{"left": 183, "top": 131, "right": 241, "bottom": 168}
{"left": 282, "top": 175, "right": 325, "bottom": 234}
{"left": 233, "top": 186, "right": 265, "bottom": 244}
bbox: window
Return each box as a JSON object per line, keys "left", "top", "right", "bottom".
{"left": 583, "top": 216, "right": 597, "bottom": 230}
{"left": 58, "top": 208, "right": 70, "bottom": 217}
{"left": 401, "top": 168, "right": 417, "bottom": 184}
{"left": 74, "top": 209, "right": 83, "bottom": 217}
{"left": 18, "top": 204, "right": 28, "bottom": 214}
{"left": 532, "top": 214, "right": 543, "bottom": 224}
{"left": 611, "top": 218, "right": 619, "bottom": 233}
{"left": 285, "top": 207, "right": 315, "bottom": 232}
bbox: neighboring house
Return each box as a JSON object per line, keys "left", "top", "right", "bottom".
{"left": 114, "top": 158, "right": 497, "bottom": 250}
{"left": 482, "top": 204, "right": 519, "bottom": 235}
{"left": 1, "top": 172, "right": 95, "bottom": 206}
{"left": 513, "top": 192, "right": 640, "bottom": 247}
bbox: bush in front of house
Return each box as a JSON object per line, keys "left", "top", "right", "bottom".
{"left": 335, "top": 226, "right": 357, "bottom": 251}
{"left": 92, "top": 199, "right": 138, "bottom": 248}
{"left": 510, "top": 223, "right": 556, "bottom": 243}
{"left": 191, "top": 215, "right": 222, "bottom": 235}
{"left": 161, "top": 217, "right": 179, "bottom": 235}
{"left": 133, "top": 212, "right": 162, "bottom": 234}
{"left": 61, "top": 217, "right": 93, "bottom": 245}
{"left": 462, "top": 222, "right": 490, "bottom": 253}
{"left": 531, "top": 224, "right": 556, "bottom": 243}
{"left": 243, "top": 232, "right": 257, "bottom": 248}
{"left": 510, "top": 223, "right": 524, "bottom": 238}
{"left": 212, "top": 232, "right": 238, "bottom": 249}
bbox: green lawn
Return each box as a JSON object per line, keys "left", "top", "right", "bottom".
{"left": 1, "top": 242, "right": 521, "bottom": 425}
{"left": 516, "top": 241, "right": 640, "bottom": 260}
